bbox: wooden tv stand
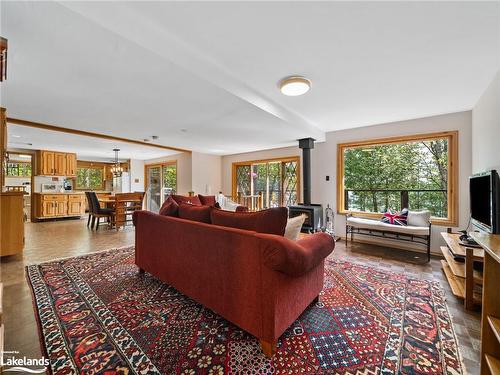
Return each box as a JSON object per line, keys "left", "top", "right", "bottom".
{"left": 440, "top": 231, "right": 483, "bottom": 310}
{"left": 471, "top": 232, "right": 500, "bottom": 375}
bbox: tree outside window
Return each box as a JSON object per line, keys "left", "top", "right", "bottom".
{"left": 76, "top": 167, "right": 104, "bottom": 190}
{"left": 6, "top": 162, "right": 31, "bottom": 177}
{"left": 338, "top": 131, "right": 458, "bottom": 225}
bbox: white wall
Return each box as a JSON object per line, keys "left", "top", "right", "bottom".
{"left": 472, "top": 69, "right": 500, "bottom": 173}
{"left": 129, "top": 159, "right": 145, "bottom": 192}
{"left": 221, "top": 146, "right": 303, "bottom": 196}
{"left": 220, "top": 111, "right": 472, "bottom": 254}
{"left": 191, "top": 152, "right": 222, "bottom": 195}
{"left": 144, "top": 152, "right": 192, "bottom": 195}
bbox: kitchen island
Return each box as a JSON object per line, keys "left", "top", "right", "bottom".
{"left": 33, "top": 192, "right": 86, "bottom": 220}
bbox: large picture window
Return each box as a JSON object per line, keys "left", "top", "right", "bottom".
{"left": 337, "top": 131, "right": 458, "bottom": 226}
{"left": 232, "top": 157, "right": 300, "bottom": 208}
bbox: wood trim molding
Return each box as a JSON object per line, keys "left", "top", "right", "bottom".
{"left": 6, "top": 117, "right": 191, "bottom": 154}
{"left": 337, "top": 131, "right": 459, "bottom": 227}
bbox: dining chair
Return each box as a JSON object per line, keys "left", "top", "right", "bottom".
{"left": 85, "top": 192, "right": 94, "bottom": 227}
{"left": 89, "top": 192, "right": 114, "bottom": 230}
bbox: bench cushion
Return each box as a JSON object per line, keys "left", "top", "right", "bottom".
{"left": 347, "top": 217, "right": 430, "bottom": 236}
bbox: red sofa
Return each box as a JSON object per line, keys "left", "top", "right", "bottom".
{"left": 134, "top": 210, "right": 334, "bottom": 357}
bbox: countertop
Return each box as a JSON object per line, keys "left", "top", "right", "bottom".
{"left": 34, "top": 191, "right": 85, "bottom": 195}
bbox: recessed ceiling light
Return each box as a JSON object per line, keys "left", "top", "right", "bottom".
{"left": 180, "top": 129, "right": 187, "bottom": 133}
{"left": 279, "top": 76, "right": 311, "bottom": 96}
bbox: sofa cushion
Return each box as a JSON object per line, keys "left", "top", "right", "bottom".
{"left": 178, "top": 204, "right": 212, "bottom": 223}
{"left": 159, "top": 195, "right": 179, "bottom": 217}
{"left": 198, "top": 194, "right": 217, "bottom": 207}
{"left": 380, "top": 208, "right": 408, "bottom": 226}
{"left": 407, "top": 210, "right": 431, "bottom": 227}
{"left": 211, "top": 207, "right": 288, "bottom": 235}
{"left": 284, "top": 214, "right": 306, "bottom": 241}
{"left": 172, "top": 194, "right": 202, "bottom": 206}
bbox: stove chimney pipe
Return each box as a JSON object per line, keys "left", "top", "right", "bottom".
{"left": 298, "top": 137, "right": 315, "bottom": 205}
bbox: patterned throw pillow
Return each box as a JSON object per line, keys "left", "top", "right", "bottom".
{"left": 381, "top": 208, "right": 408, "bottom": 226}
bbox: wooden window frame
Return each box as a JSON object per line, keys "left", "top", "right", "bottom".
{"left": 231, "top": 156, "right": 301, "bottom": 207}
{"left": 336, "top": 131, "right": 458, "bottom": 226}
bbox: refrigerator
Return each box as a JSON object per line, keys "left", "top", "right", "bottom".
{"left": 112, "top": 172, "right": 130, "bottom": 193}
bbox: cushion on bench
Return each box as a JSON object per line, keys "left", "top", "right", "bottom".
{"left": 346, "top": 216, "right": 430, "bottom": 236}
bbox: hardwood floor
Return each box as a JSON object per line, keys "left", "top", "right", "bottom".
{"left": 0, "top": 218, "right": 480, "bottom": 374}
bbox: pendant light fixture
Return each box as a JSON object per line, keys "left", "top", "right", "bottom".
{"left": 111, "top": 148, "right": 123, "bottom": 177}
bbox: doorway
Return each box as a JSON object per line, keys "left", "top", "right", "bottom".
{"left": 145, "top": 162, "right": 177, "bottom": 212}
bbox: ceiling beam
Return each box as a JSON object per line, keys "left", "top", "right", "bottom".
{"left": 6, "top": 117, "right": 191, "bottom": 154}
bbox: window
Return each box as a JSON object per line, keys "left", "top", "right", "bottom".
{"left": 232, "top": 157, "right": 300, "bottom": 208}
{"left": 76, "top": 166, "right": 104, "bottom": 190}
{"left": 6, "top": 162, "right": 31, "bottom": 177}
{"left": 337, "top": 131, "right": 458, "bottom": 225}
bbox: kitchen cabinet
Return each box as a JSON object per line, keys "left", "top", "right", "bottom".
{"left": 0, "top": 191, "right": 25, "bottom": 256}
{"left": 36, "top": 151, "right": 77, "bottom": 176}
{"left": 35, "top": 193, "right": 85, "bottom": 219}
{"left": 67, "top": 194, "right": 85, "bottom": 215}
{"left": 66, "top": 153, "right": 77, "bottom": 177}
{"left": 54, "top": 152, "right": 67, "bottom": 176}
{"left": 39, "top": 151, "right": 55, "bottom": 175}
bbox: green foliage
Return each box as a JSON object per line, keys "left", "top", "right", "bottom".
{"left": 344, "top": 139, "right": 448, "bottom": 217}
{"left": 6, "top": 162, "right": 31, "bottom": 177}
{"left": 162, "top": 165, "right": 177, "bottom": 193}
{"left": 76, "top": 167, "right": 103, "bottom": 190}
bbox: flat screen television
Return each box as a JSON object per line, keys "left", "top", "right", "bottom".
{"left": 470, "top": 170, "right": 500, "bottom": 234}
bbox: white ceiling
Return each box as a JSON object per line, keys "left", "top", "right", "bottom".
{"left": 1, "top": 1, "right": 499, "bottom": 156}
{"left": 7, "top": 124, "right": 180, "bottom": 161}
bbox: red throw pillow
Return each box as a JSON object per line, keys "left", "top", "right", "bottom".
{"left": 172, "top": 194, "right": 202, "bottom": 206}
{"left": 178, "top": 204, "right": 212, "bottom": 223}
{"left": 210, "top": 207, "right": 288, "bottom": 236}
{"left": 198, "top": 194, "right": 217, "bottom": 207}
{"left": 159, "top": 195, "right": 179, "bottom": 217}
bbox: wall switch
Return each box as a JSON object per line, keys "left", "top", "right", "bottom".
{"left": 326, "top": 176, "right": 330, "bottom": 181}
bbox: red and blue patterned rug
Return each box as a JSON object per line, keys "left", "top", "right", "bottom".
{"left": 27, "top": 246, "right": 464, "bottom": 374}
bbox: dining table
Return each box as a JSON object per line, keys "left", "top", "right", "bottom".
{"left": 98, "top": 195, "right": 143, "bottom": 229}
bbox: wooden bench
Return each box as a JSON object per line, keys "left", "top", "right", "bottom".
{"left": 346, "top": 212, "right": 432, "bottom": 261}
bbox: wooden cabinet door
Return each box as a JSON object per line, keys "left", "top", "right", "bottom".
{"left": 66, "top": 153, "right": 77, "bottom": 177}
{"left": 56, "top": 201, "right": 67, "bottom": 216}
{"left": 41, "top": 151, "right": 55, "bottom": 175}
{"left": 54, "top": 153, "right": 67, "bottom": 176}
{"left": 68, "top": 200, "right": 83, "bottom": 215}
{"left": 42, "top": 201, "right": 55, "bottom": 217}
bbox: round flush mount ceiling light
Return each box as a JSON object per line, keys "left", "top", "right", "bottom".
{"left": 279, "top": 76, "right": 311, "bottom": 96}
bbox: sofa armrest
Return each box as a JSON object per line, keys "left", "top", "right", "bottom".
{"left": 256, "top": 232, "right": 335, "bottom": 277}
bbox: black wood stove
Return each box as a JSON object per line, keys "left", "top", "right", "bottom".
{"left": 288, "top": 138, "right": 323, "bottom": 232}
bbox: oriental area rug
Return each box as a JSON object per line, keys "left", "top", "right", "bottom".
{"left": 27, "top": 246, "right": 464, "bottom": 374}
